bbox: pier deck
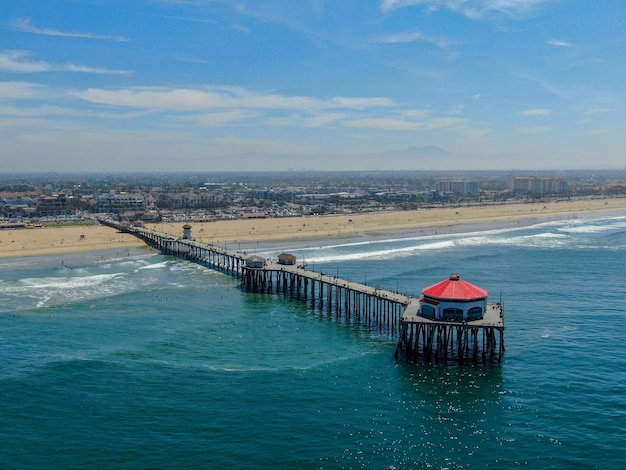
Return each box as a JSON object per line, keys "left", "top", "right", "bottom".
{"left": 395, "top": 302, "right": 504, "bottom": 361}
{"left": 402, "top": 302, "right": 504, "bottom": 328}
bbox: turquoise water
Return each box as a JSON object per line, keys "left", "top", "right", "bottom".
{"left": 1, "top": 214, "right": 625, "bottom": 468}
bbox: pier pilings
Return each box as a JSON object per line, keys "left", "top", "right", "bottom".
{"left": 241, "top": 264, "right": 408, "bottom": 335}
{"left": 394, "top": 303, "right": 505, "bottom": 362}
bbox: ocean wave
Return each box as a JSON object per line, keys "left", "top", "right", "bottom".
{"left": 0, "top": 270, "right": 155, "bottom": 310}
{"left": 558, "top": 221, "right": 626, "bottom": 234}
{"left": 137, "top": 260, "right": 170, "bottom": 270}
{"left": 163, "top": 351, "right": 374, "bottom": 373}
{"left": 308, "top": 240, "right": 460, "bottom": 263}
{"left": 94, "top": 252, "right": 159, "bottom": 265}
{"left": 289, "top": 225, "right": 529, "bottom": 255}
{"left": 306, "top": 230, "right": 576, "bottom": 263}
{"left": 17, "top": 272, "right": 124, "bottom": 290}
{"left": 493, "top": 232, "right": 571, "bottom": 249}
{"left": 272, "top": 222, "right": 595, "bottom": 262}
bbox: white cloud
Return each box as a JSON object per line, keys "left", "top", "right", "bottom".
{"left": 380, "top": 0, "right": 555, "bottom": 19}
{"left": 231, "top": 24, "right": 250, "bottom": 34}
{"left": 330, "top": 96, "right": 395, "bottom": 109}
{"left": 74, "top": 85, "right": 395, "bottom": 112}
{"left": 60, "top": 63, "right": 131, "bottom": 75}
{"left": 347, "top": 117, "right": 421, "bottom": 130}
{"left": 11, "top": 19, "right": 129, "bottom": 42}
{"left": 401, "top": 109, "right": 431, "bottom": 118}
{"left": 346, "top": 115, "right": 465, "bottom": 131}
{"left": 176, "top": 109, "right": 259, "bottom": 127}
{"left": 0, "top": 51, "right": 48, "bottom": 73}
{"left": 519, "top": 108, "right": 551, "bottom": 116}
{"left": 0, "top": 105, "right": 83, "bottom": 117}
{"left": 547, "top": 39, "right": 572, "bottom": 47}
{"left": 584, "top": 107, "right": 610, "bottom": 115}
{"left": 450, "top": 104, "right": 464, "bottom": 115}
{"left": 427, "top": 116, "right": 466, "bottom": 128}
{"left": 582, "top": 128, "right": 611, "bottom": 136}
{"left": 305, "top": 113, "right": 345, "bottom": 127}
{"left": 463, "top": 127, "right": 491, "bottom": 138}
{"left": 266, "top": 116, "right": 299, "bottom": 126}
{"left": 375, "top": 31, "right": 452, "bottom": 49}
{"left": 0, "top": 50, "right": 131, "bottom": 75}
{"left": 0, "top": 81, "right": 44, "bottom": 100}
{"left": 521, "top": 126, "right": 551, "bottom": 134}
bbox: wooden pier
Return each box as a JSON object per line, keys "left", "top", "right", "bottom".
{"left": 241, "top": 259, "right": 409, "bottom": 335}
{"left": 101, "top": 220, "right": 504, "bottom": 362}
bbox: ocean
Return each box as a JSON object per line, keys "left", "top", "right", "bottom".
{"left": 1, "top": 213, "right": 625, "bottom": 469}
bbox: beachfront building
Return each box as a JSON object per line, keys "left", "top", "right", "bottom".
{"left": 37, "top": 193, "right": 72, "bottom": 217}
{"left": 1, "top": 196, "right": 37, "bottom": 219}
{"left": 95, "top": 193, "right": 146, "bottom": 213}
{"left": 418, "top": 273, "right": 488, "bottom": 321}
{"left": 435, "top": 180, "right": 479, "bottom": 196}
{"left": 508, "top": 176, "right": 568, "bottom": 195}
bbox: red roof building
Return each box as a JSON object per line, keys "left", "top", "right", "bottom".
{"left": 419, "top": 273, "right": 488, "bottom": 322}
{"left": 422, "top": 273, "right": 488, "bottom": 300}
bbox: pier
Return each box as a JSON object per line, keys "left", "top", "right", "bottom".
{"left": 101, "top": 220, "right": 504, "bottom": 362}
{"left": 395, "top": 302, "right": 504, "bottom": 362}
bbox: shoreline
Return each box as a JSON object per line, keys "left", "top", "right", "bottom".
{"left": 1, "top": 198, "right": 625, "bottom": 258}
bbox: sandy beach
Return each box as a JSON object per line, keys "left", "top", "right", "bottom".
{"left": 1, "top": 198, "right": 625, "bottom": 258}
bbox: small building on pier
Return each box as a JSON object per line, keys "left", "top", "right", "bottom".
{"left": 418, "top": 273, "right": 487, "bottom": 321}
{"left": 245, "top": 255, "right": 266, "bottom": 269}
{"left": 278, "top": 253, "right": 297, "bottom": 265}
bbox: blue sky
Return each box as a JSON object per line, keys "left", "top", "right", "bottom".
{"left": 1, "top": 0, "right": 624, "bottom": 172}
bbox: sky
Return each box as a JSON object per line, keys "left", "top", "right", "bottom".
{"left": 1, "top": 0, "right": 625, "bottom": 172}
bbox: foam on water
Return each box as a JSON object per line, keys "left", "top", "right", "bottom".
{"left": 558, "top": 219, "right": 626, "bottom": 234}
{"left": 293, "top": 228, "right": 579, "bottom": 264}
{"left": 0, "top": 251, "right": 175, "bottom": 311}
{"left": 2, "top": 272, "right": 131, "bottom": 310}
{"left": 136, "top": 260, "right": 170, "bottom": 270}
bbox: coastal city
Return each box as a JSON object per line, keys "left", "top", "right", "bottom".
{"left": 2, "top": 170, "right": 625, "bottom": 226}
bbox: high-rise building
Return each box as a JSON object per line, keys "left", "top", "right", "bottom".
{"left": 435, "top": 181, "right": 479, "bottom": 196}
{"left": 508, "top": 176, "right": 568, "bottom": 194}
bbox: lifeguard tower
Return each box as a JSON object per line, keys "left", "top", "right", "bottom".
{"left": 182, "top": 224, "right": 192, "bottom": 240}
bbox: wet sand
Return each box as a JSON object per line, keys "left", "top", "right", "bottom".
{"left": 153, "top": 198, "right": 626, "bottom": 247}
{"left": 1, "top": 198, "right": 624, "bottom": 258}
